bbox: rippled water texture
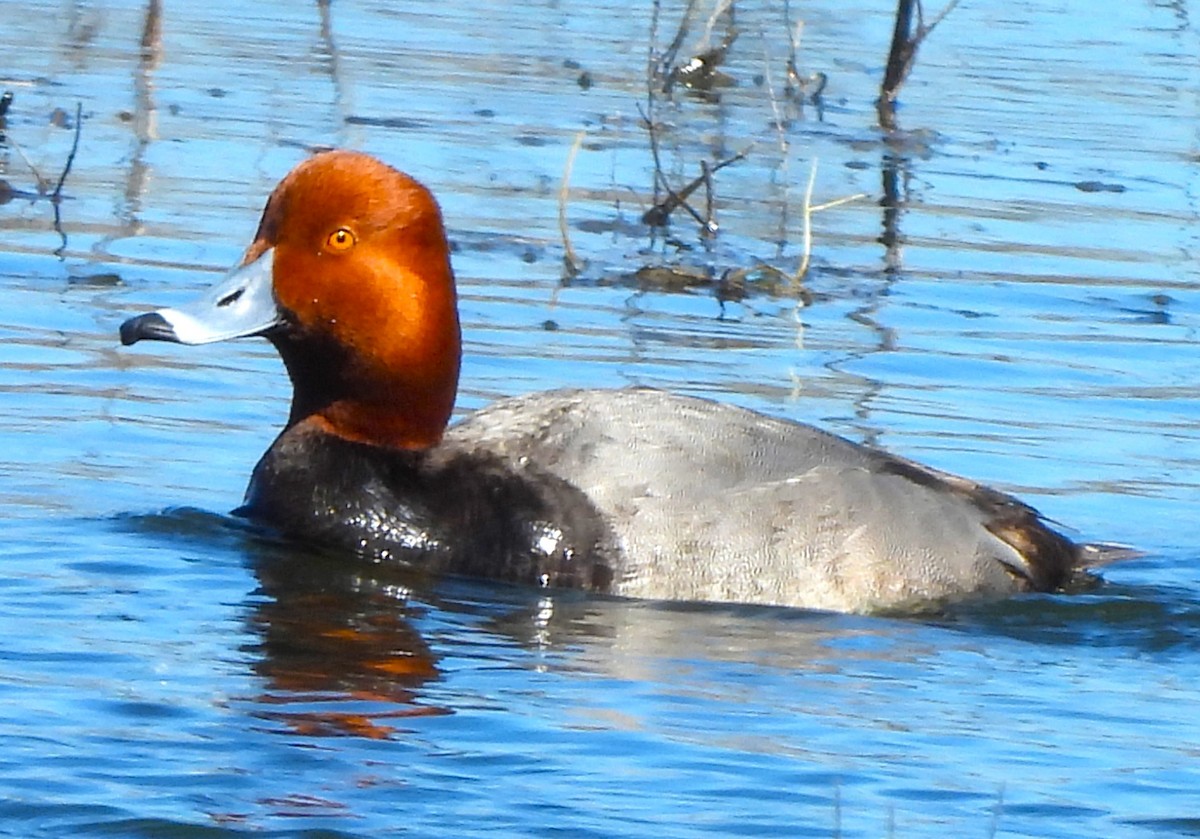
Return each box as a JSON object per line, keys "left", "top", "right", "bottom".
{"left": 2, "top": 0, "right": 1200, "bottom": 836}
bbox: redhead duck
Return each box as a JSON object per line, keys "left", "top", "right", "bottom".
{"left": 120, "top": 150, "right": 1103, "bottom": 613}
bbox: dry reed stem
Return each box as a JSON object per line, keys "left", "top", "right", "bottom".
{"left": 794, "top": 158, "right": 867, "bottom": 286}
{"left": 810, "top": 193, "right": 868, "bottom": 214}
{"left": 558, "top": 130, "right": 586, "bottom": 275}
{"left": 794, "top": 158, "right": 819, "bottom": 285}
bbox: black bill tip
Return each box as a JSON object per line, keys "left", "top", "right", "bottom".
{"left": 120, "top": 312, "right": 177, "bottom": 346}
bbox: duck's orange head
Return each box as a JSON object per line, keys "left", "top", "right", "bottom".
{"left": 120, "top": 150, "right": 462, "bottom": 450}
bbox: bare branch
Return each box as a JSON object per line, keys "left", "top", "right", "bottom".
{"left": 879, "top": 0, "right": 918, "bottom": 110}
{"left": 876, "top": 0, "right": 961, "bottom": 129}
{"left": 641, "top": 146, "right": 750, "bottom": 228}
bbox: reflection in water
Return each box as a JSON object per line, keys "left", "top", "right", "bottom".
{"left": 78, "top": 0, "right": 161, "bottom": 264}
{"left": 488, "top": 593, "right": 929, "bottom": 682}
{"left": 315, "top": 0, "right": 346, "bottom": 130}
{"left": 127, "top": 0, "right": 161, "bottom": 199}
{"left": 110, "top": 510, "right": 451, "bottom": 740}
{"left": 245, "top": 550, "right": 447, "bottom": 739}
{"left": 879, "top": 150, "right": 906, "bottom": 275}
{"left": 241, "top": 531, "right": 943, "bottom": 741}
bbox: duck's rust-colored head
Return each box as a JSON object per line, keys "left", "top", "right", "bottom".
{"left": 120, "top": 150, "right": 461, "bottom": 450}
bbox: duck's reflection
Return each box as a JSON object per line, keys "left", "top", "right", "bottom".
{"left": 246, "top": 549, "right": 447, "bottom": 739}
{"left": 242, "top": 539, "right": 931, "bottom": 738}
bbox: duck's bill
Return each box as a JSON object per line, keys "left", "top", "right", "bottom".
{"left": 120, "top": 249, "right": 281, "bottom": 346}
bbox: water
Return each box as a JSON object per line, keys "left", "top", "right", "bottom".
{"left": 2, "top": 0, "right": 1200, "bottom": 835}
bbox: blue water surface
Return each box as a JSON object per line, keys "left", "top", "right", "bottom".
{"left": 2, "top": 0, "right": 1200, "bottom": 836}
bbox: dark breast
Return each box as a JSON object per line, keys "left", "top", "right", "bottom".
{"left": 238, "top": 427, "right": 618, "bottom": 590}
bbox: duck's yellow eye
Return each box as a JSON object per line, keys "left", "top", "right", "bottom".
{"left": 325, "top": 227, "right": 356, "bottom": 252}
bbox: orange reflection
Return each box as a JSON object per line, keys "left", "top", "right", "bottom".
{"left": 246, "top": 553, "right": 448, "bottom": 738}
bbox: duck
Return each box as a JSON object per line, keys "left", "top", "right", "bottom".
{"left": 119, "top": 149, "right": 1109, "bottom": 614}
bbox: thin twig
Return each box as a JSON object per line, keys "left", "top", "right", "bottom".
{"left": 781, "top": 0, "right": 806, "bottom": 96}
{"left": 648, "top": 0, "right": 661, "bottom": 87}
{"left": 662, "top": 0, "right": 697, "bottom": 66}
{"left": 638, "top": 99, "right": 694, "bottom": 225}
{"left": 641, "top": 145, "right": 750, "bottom": 228}
{"left": 658, "top": 0, "right": 699, "bottom": 90}
{"left": 558, "top": 130, "right": 585, "bottom": 276}
{"left": 701, "top": 0, "right": 734, "bottom": 51}
{"left": 701, "top": 159, "right": 715, "bottom": 234}
{"left": 760, "top": 35, "right": 788, "bottom": 154}
{"left": 924, "top": 0, "right": 962, "bottom": 35}
{"left": 794, "top": 164, "right": 867, "bottom": 286}
{"left": 637, "top": 101, "right": 672, "bottom": 213}
{"left": 9, "top": 138, "right": 48, "bottom": 193}
{"left": 662, "top": 184, "right": 708, "bottom": 229}
{"left": 794, "top": 157, "right": 818, "bottom": 285}
{"left": 786, "top": 20, "right": 805, "bottom": 91}
{"left": 52, "top": 103, "right": 83, "bottom": 203}
{"left": 810, "top": 193, "right": 867, "bottom": 213}
{"left": 646, "top": 1, "right": 663, "bottom": 208}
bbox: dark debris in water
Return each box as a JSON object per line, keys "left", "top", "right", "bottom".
{"left": 570, "top": 260, "right": 814, "bottom": 307}
{"left": 720, "top": 264, "right": 809, "bottom": 302}
{"left": 1075, "top": 180, "right": 1126, "bottom": 194}
{"left": 631, "top": 263, "right": 712, "bottom": 292}
{"left": 344, "top": 114, "right": 431, "bottom": 131}
{"left": 69, "top": 271, "right": 124, "bottom": 287}
{"left": 667, "top": 46, "right": 737, "bottom": 96}
{"left": 48, "top": 106, "right": 74, "bottom": 129}
{"left": 618, "top": 263, "right": 808, "bottom": 304}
